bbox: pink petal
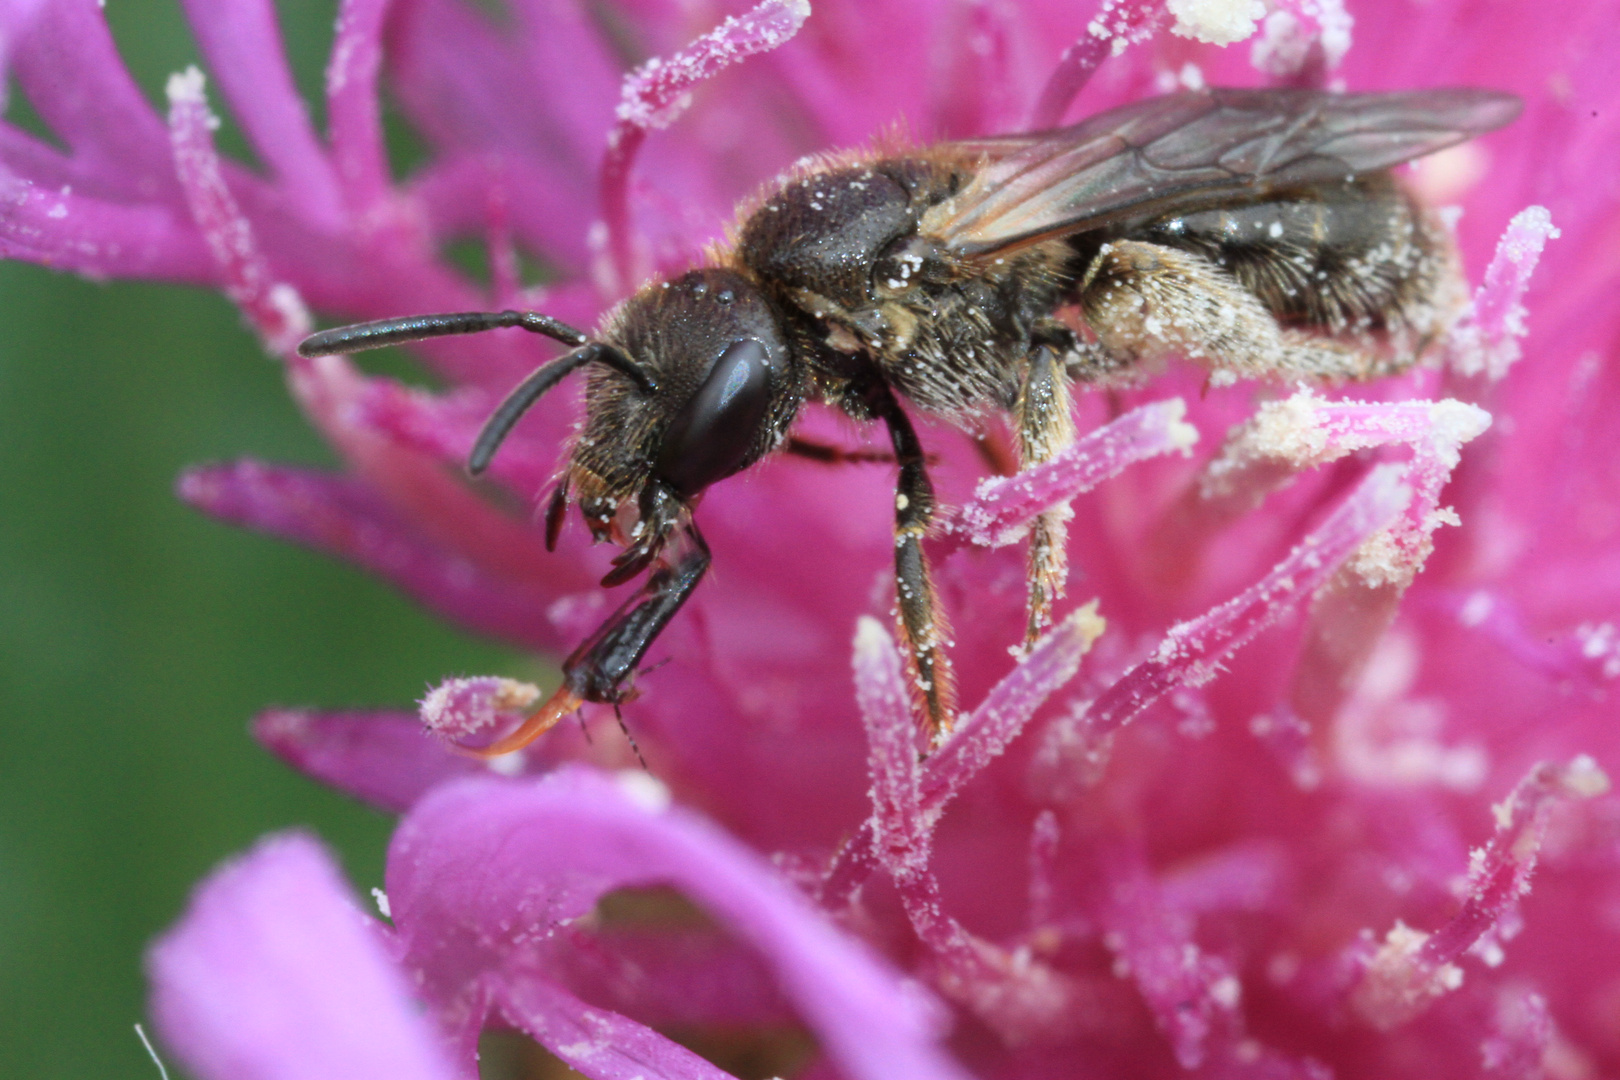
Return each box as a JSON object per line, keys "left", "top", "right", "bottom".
{"left": 600, "top": 0, "right": 810, "bottom": 289}
{"left": 326, "top": 0, "right": 392, "bottom": 213}
{"left": 822, "top": 605, "right": 1106, "bottom": 907}
{"left": 388, "top": 769, "right": 972, "bottom": 1080}
{"left": 8, "top": 0, "right": 179, "bottom": 202}
{"left": 1351, "top": 757, "right": 1611, "bottom": 1029}
{"left": 253, "top": 709, "right": 491, "bottom": 813}
{"left": 1035, "top": 463, "right": 1410, "bottom": 795}
{"left": 1249, "top": 0, "right": 1353, "bottom": 83}
{"left": 1095, "top": 845, "right": 1238, "bottom": 1068}
{"left": 177, "top": 462, "right": 570, "bottom": 651}
{"left": 178, "top": 0, "right": 344, "bottom": 228}
{"left": 852, "top": 617, "right": 929, "bottom": 871}
{"left": 496, "top": 974, "right": 737, "bottom": 1080}
{"left": 1446, "top": 205, "right": 1561, "bottom": 382}
{"left": 546, "top": 922, "right": 794, "bottom": 1029}
{"left": 351, "top": 377, "right": 559, "bottom": 494}
{"left": 147, "top": 833, "right": 456, "bottom": 1080}
{"left": 938, "top": 397, "right": 1198, "bottom": 554}
{"left": 385, "top": 0, "right": 602, "bottom": 269}
{"left": 1028, "top": 0, "right": 1167, "bottom": 127}
{"left": 0, "top": 176, "right": 214, "bottom": 278}
{"left": 166, "top": 67, "right": 311, "bottom": 353}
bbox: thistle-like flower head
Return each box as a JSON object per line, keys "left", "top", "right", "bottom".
{"left": 5, "top": 1, "right": 1619, "bottom": 1077}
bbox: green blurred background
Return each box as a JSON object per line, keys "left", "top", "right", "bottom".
{"left": 0, "top": 2, "right": 530, "bottom": 1075}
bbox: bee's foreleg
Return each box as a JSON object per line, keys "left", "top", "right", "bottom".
{"left": 1079, "top": 240, "right": 1390, "bottom": 384}
{"left": 567, "top": 528, "right": 711, "bottom": 704}
{"left": 1016, "top": 337, "right": 1079, "bottom": 647}
{"left": 868, "top": 385, "right": 956, "bottom": 742}
{"left": 463, "top": 529, "right": 710, "bottom": 758}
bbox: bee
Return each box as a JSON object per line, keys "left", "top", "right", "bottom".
{"left": 299, "top": 86, "right": 1519, "bottom": 753}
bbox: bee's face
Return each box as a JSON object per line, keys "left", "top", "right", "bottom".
{"left": 567, "top": 268, "right": 795, "bottom": 540}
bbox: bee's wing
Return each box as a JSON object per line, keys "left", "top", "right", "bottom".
{"left": 926, "top": 87, "right": 1521, "bottom": 261}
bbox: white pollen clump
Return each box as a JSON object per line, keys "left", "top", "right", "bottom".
{"left": 1167, "top": 0, "right": 1265, "bottom": 45}
{"left": 419, "top": 676, "right": 539, "bottom": 738}
{"left": 1246, "top": 389, "right": 1333, "bottom": 468}
{"left": 616, "top": 769, "right": 672, "bottom": 812}
{"left": 370, "top": 887, "right": 392, "bottom": 919}
{"left": 1162, "top": 397, "right": 1202, "bottom": 454}
{"left": 1426, "top": 398, "right": 1492, "bottom": 452}
{"left": 164, "top": 65, "right": 208, "bottom": 106}
{"left": 1251, "top": 10, "right": 1308, "bottom": 74}
{"left": 1352, "top": 920, "right": 1465, "bottom": 1029}
{"left": 1210, "top": 974, "right": 1243, "bottom": 1008}
{"left": 1562, "top": 755, "right": 1612, "bottom": 799}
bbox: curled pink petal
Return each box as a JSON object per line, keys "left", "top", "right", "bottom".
{"left": 1446, "top": 205, "right": 1560, "bottom": 382}
{"left": 600, "top": 0, "right": 811, "bottom": 290}
{"left": 389, "top": 769, "right": 972, "bottom": 1080}
{"left": 1352, "top": 757, "right": 1610, "bottom": 1028}
{"left": 148, "top": 833, "right": 456, "bottom": 1080}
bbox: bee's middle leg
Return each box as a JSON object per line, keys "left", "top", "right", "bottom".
{"left": 1078, "top": 240, "right": 1390, "bottom": 384}
{"left": 868, "top": 384, "right": 956, "bottom": 742}
{"left": 1016, "top": 332, "right": 1078, "bottom": 646}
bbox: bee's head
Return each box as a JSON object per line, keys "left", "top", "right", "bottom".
{"left": 297, "top": 275, "right": 793, "bottom": 583}
{"left": 542, "top": 268, "right": 795, "bottom": 580}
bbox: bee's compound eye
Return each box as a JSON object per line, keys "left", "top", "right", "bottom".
{"left": 655, "top": 338, "right": 778, "bottom": 497}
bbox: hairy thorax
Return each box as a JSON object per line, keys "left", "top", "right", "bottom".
{"left": 736, "top": 153, "right": 1072, "bottom": 419}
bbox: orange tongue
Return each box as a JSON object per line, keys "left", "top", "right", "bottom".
{"left": 455, "top": 686, "right": 583, "bottom": 759}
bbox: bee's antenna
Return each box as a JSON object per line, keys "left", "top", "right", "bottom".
{"left": 468, "top": 342, "right": 656, "bottom": 475}
{"left": 297, "top": 310, "right": 592, "bottom": 356}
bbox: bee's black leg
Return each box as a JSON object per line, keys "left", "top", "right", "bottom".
{"left": 783, "top": 436, "right": 898, "bottom": 465}
{"left": 867, "top": 386, "right": 956, "bottom": 741}
{"left": 465, "top": 529, "right": 711, "bottom": 758}
{"left": 1016, "top": 335, "right": 1078, "bottom": 646}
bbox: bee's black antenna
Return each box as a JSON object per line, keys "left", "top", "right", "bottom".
{"left": 468, "top": 342, "right": 657, "bottom": 475}
{"left": 297, "top": 310, "right": 592, "bottom": 357}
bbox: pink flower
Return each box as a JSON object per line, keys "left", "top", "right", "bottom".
{"left": 5, "top": 0, "right": 1619, "bottom": 1077}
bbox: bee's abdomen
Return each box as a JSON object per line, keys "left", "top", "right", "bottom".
{"left": 1131, "top": 174, "right": 1450, "bottom": 337}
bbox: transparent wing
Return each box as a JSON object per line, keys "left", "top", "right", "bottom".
{"left": 927, "top": 87, "right": 1521, "bottom": 260}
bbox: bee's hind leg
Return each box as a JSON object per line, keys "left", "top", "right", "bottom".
{"left": 867, "top": 384, "right": 956, "bottom": 743}
{"left": 1078, "top": 240, "right": 1393, "bottom": 384}
{"left": 1016, "top": 329, "right": 1079, "bottom": 646}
